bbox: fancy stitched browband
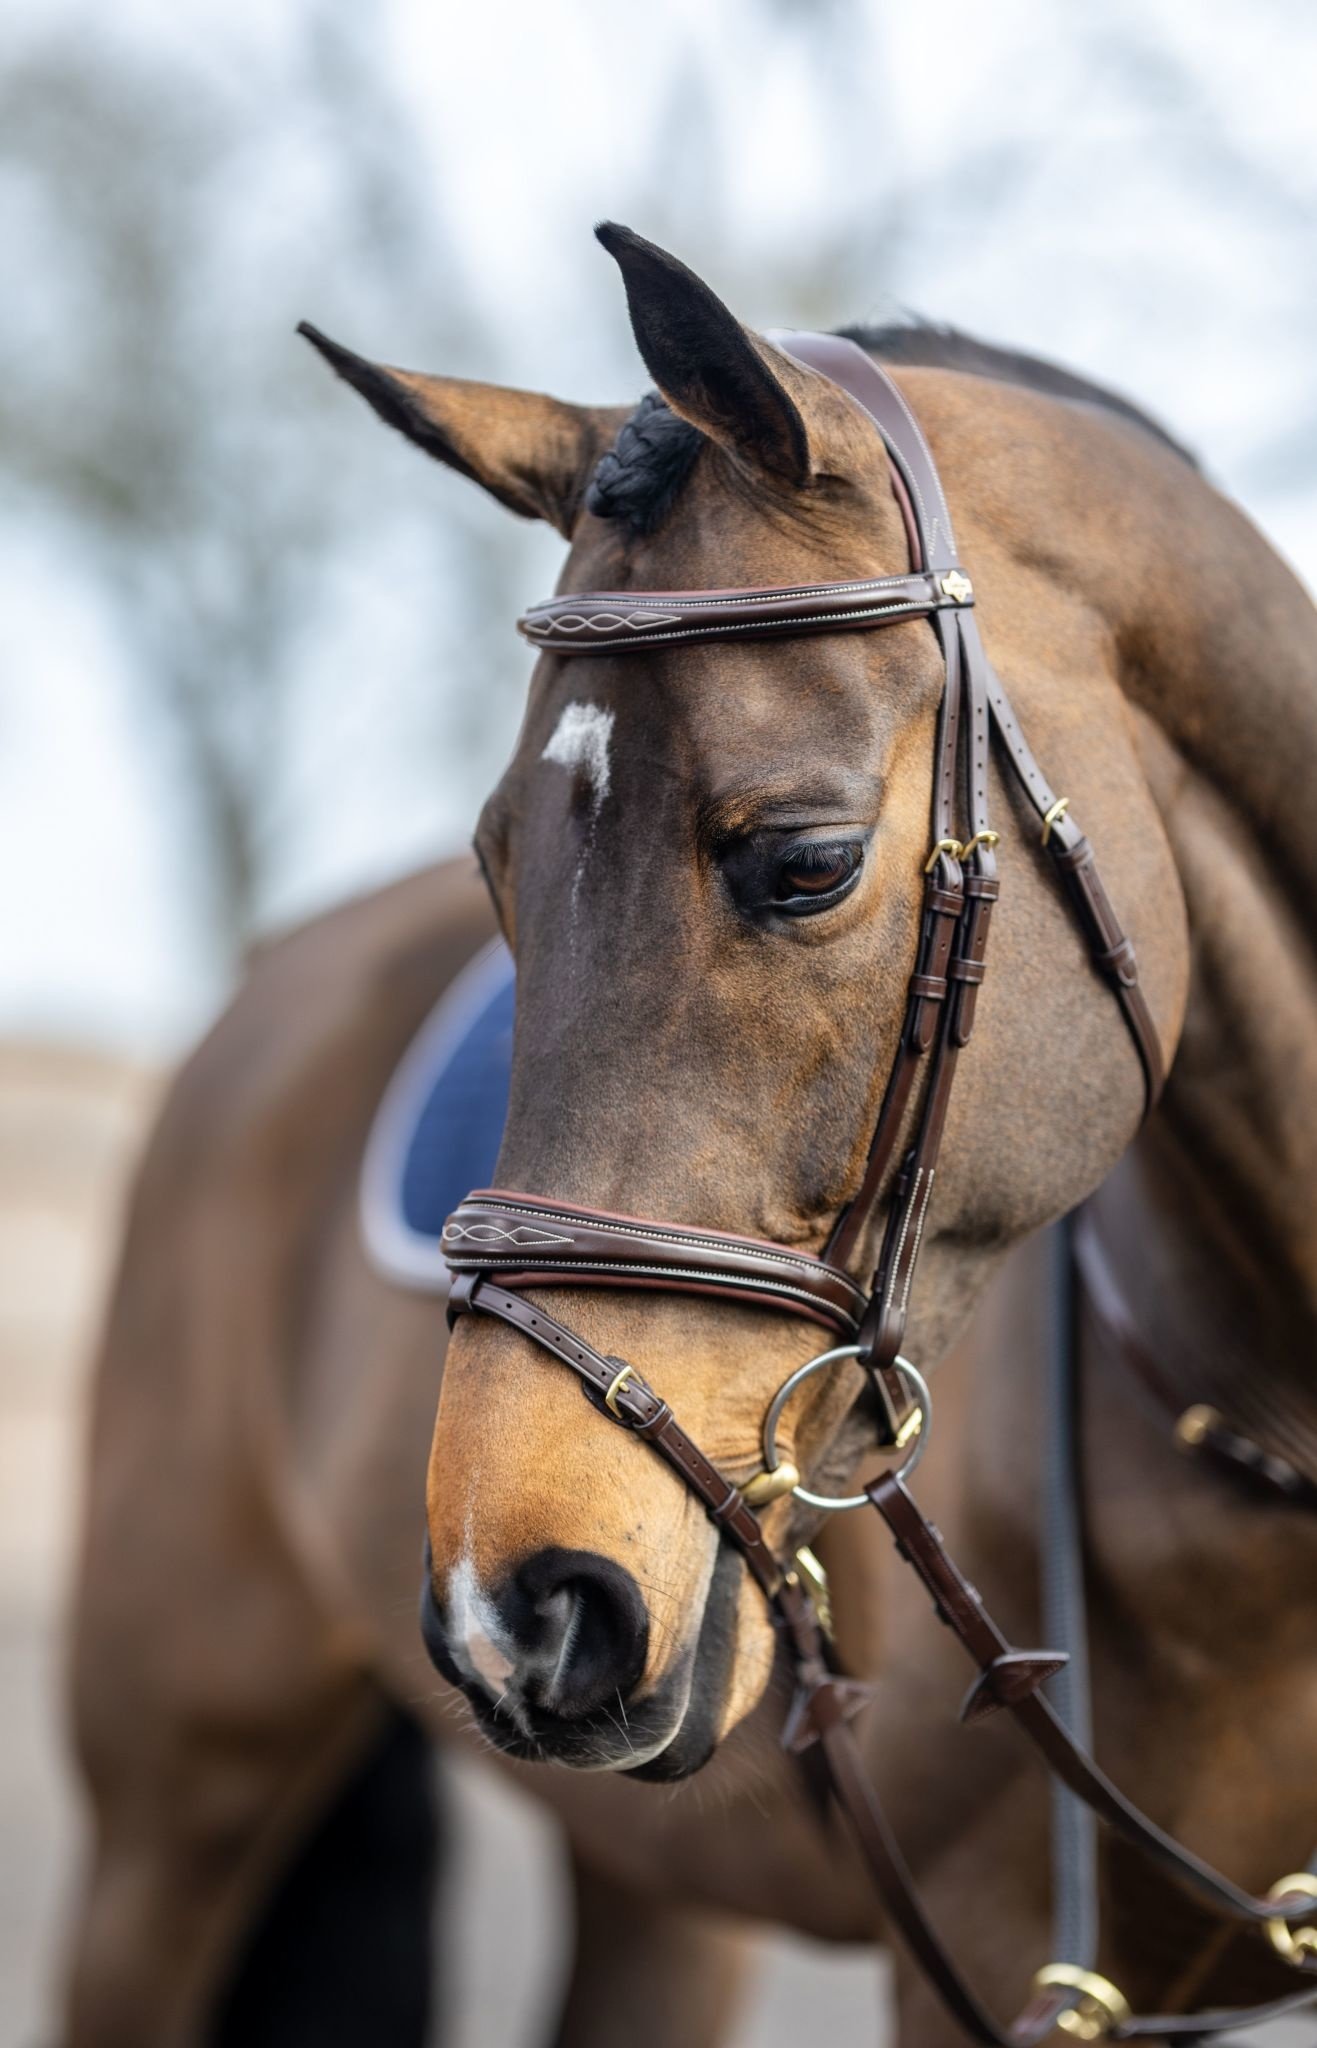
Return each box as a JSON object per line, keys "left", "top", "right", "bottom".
{"left": 442, "top": 333, "right": 1316, "bottom": 2042}
{"left": 517, "top": 568, "right": 972, "bottom": 653}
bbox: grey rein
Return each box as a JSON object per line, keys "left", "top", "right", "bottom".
{"left": 442, "top": 332, "right": 1316, "bottom": 2043}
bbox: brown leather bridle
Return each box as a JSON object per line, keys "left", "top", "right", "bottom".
{"left": 442, "top": 335, "right": 1317, "bottom": 2041}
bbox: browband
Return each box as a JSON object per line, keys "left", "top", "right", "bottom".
{"left": 517, "top": 569, "right": 973, "bottom": 655}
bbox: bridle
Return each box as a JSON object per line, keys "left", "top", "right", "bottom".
{"left": 441, "top": 334, "right": 1317, "bottom": 2041}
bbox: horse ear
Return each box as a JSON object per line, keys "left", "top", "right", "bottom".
{"left": 594, "top": 222, "right": 815, "bottom": 485}
{"left": 298, "top": 323, "right": 625, "bottom": 538}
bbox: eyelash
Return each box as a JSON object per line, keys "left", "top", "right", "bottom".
{"left": 770, "top": 839, "right": 864, "bottom": 913}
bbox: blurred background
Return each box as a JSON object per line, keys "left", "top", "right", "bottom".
{"left": 2, "top": 0, "right": 1315, "bottom": 2040}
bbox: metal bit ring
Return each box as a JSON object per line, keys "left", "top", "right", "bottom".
{"left": 760, "top": 1346, "right": 932, "bottom": 1513}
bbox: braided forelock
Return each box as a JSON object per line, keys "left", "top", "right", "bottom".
{"left": 585, "top": 391, "right": 705, "bottom": 536}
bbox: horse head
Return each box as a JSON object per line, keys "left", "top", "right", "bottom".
{"left": 303, "top": 225, "right": 1187, "bottom": 1777}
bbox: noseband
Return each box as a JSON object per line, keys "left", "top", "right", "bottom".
{"left": 441, "top": 337, "right": 1316, "bottom": 2040}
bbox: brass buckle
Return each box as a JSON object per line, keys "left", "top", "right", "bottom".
{"left": 894, "top": 1405, "right": 924, "bottom": 1450}
{"left": 604, "top": 1363, "right": 637, "bottom": 1419}
{"left": 1040, "top": 795, "right": 1071, "bottom": 847}
{"left": 742, "top": 1460, "right": 801, "bottom": 1508}
{"left": 923, "top": 829, "right": 999, "bottom": 874}
{"left": 793, "top": 1544, "right": 833, "bottom": 1637}
{"left": 1033, "top": 1964, "right": 1131, "bottom": 2040}
{"left": 1174, "top": 1402, "right": 1221, "bottom": 1451}
{"left": 1265, "top": 1873, "right": 1317, "bottom": 1966}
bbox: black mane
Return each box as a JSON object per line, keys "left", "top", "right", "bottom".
{"left": 586, "top": 320, "right": 1195, "bottom": 535}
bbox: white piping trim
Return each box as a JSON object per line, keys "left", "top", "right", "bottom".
{"left": 358, "top": 937, "right": 514, "bottom": 1293}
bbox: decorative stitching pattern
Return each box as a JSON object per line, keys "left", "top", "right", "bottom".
{"left": 522, "top": 609, "right": 683, "bottom": 638}
{"left": 457, "top": 1199, "right": 864, "bottom": 1293}
{"left": 442, "top": 1221, "right": 575, "bottom": 1248}
{"left": 521, "top": 598, "right": 954, "bottom": 651}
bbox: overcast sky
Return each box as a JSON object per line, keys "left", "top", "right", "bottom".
{"left": 4, "top": 0, "right": 1316, "bottom": 1053}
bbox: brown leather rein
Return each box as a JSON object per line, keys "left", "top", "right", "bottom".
{"left": 442, "top": 335, "right": 1316, "bottom": 2041}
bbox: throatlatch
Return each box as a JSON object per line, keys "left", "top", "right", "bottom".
{"left": 442, "top": 334, "right": 1315, "bottom": 2043}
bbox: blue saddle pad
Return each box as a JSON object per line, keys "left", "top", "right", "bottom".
{"left": 360, "top": 938, "right": 514, "bottom": 1291}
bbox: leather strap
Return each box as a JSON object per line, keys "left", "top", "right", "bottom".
{"left": 864, "top": 1472, "right": 1313, "bottom": 1928}
{"left": 985, "top": 680, "right": 1164, "bottom": 1111}
{"left": 1074, "top": 1211, "right": 1317, "bottom": 1507}
{"left": 443, "top": 1191, "right": 866, "bottom": 1337}
{"left": 813, "top": 1670, "right": 1317, "bottom": 2043}
{"left": 446, "top": 1273, "right": 784, "bottom": 1601}
{"left": 518, "top": 570, "right": 968, "bottom": 654}
{"left": 447, "top": 1265, "right": 1317, "bottom": 2042}
{"left": 431, "top": 342, "right": 1311, "bottom": 2040}
{"left": 769, "top": 329, "right": 960, "bottom": 574}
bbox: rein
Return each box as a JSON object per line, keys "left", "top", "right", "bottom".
{"left": 442, "top": 334, "right": 1317, "bottom": 2040}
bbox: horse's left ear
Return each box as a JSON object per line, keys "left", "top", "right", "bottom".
{"left": 298, "top": 323, "right": 626, "bottom": 538}
{"left": 595, "top": 222, "right": 835, "bottom": 487}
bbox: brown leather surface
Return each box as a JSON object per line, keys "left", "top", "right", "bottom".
{"left": 517, "top": 569, "right": 964, "bottom": 654}
{"left": 446, "top": 1273, "right": 783, "bottom": 1601}
{"left": 841, "top": 1473, "right": 1317, "bottom": 2041}
{"left": 768, "top": 329, "right": 961, "bottom": 574}
{"left": 443, "top": 1192, "right": 867, "bottom": 1335}
{"left": 1075, "top": 1210, "right": 1317, "bottom": 1506}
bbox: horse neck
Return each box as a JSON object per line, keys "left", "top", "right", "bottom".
{"left": 1092, "top": 452, "right": 1317, "bottom": 1445}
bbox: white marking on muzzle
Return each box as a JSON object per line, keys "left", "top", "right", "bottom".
{"left": 447, "top": 1550, "right": 516, "bottom": 1698}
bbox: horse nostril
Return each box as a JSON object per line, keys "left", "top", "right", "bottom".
{"left": 509, "top": 1548, "right": 648, "bottom": 1720}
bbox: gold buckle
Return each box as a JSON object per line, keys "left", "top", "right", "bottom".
{"left": 1265, "top": 1873, "right": 1317, "bottom": 1966}
{"left": 924, "top": 836, "right": 964, "bottom": 873}
{"left": 939, "top": 569, "right": 973, "bottom": 603}
{"left": 604, "top": 1363, "right": 637, "bottom": 1418}
{"left": 742, "top": 1460, "right": 800, "bottom": 1508}
{"left": 894, "top": 1406, "right": 924, "bottom": 1450}
{"left": 1033, "top": 1964, "right": 1131, "bottom": 2040}
{"left": 958, "top": 830, "right": 999, "bottom": 860}
{"left": 1174, "top": 1403, "right": 1221, "bottom": 1450}
{"left": 1040, "top": 795, "right": 1071, "bottom": 847}
{"left": 793, "top": 1544, "right": 833, "bottom": 1636}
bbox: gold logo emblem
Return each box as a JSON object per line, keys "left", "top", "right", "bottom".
{"left": 939, "top": 570, "right": 973, "bottom": 604}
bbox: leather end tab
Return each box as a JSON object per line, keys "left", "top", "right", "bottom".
{"left": 782, "top": 1674, "right": 877, "bottom": 1754}
{"left": 958, "top": 1649, "right": 1068, "bottom": 1724}
{"left": 445, "top": 1271, "right": 478, "bottom": 1329}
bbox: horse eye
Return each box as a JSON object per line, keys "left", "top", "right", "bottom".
{"left": 771, "top": 840, "right": 864, "bottom": 913}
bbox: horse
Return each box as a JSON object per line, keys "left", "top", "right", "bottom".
{"left": 61, "top": 226, "right": 1317, "bottom": 2047}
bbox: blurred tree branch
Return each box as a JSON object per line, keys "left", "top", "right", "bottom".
{"left": 0, "top": 8, "right": 523, "bottom": 963}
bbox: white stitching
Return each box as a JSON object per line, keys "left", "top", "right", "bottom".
{"left": 460, "top": 1199, "right": 861, "bottom": 1292}
{"left": 522, "top": 599, "right": 954, "bottom": 650}
{"left": 523, "top": 610, "right": 683, "bottom": 637}
{"left": 884, "top": 1170, "right": 921, "bottom": 1316}
{"left": 444, "top": 1255, "right": 860, "bottom": 1320}
{"left": 522, "top": 574, "right": 926, "bottom": 623}
{"left": 442, "top": 1222, "right": 574, "bottom": 1247}
{"left": 895, "top": 1169, "right": 936, "bottom": 1320}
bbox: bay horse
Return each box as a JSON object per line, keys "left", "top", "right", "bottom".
{"left": 63, "top": 227, "right": 1317, "bottom": 2046}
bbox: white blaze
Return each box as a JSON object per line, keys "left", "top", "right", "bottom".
{"left": 541, "top": 701, "right": 614, "bottom": 814}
